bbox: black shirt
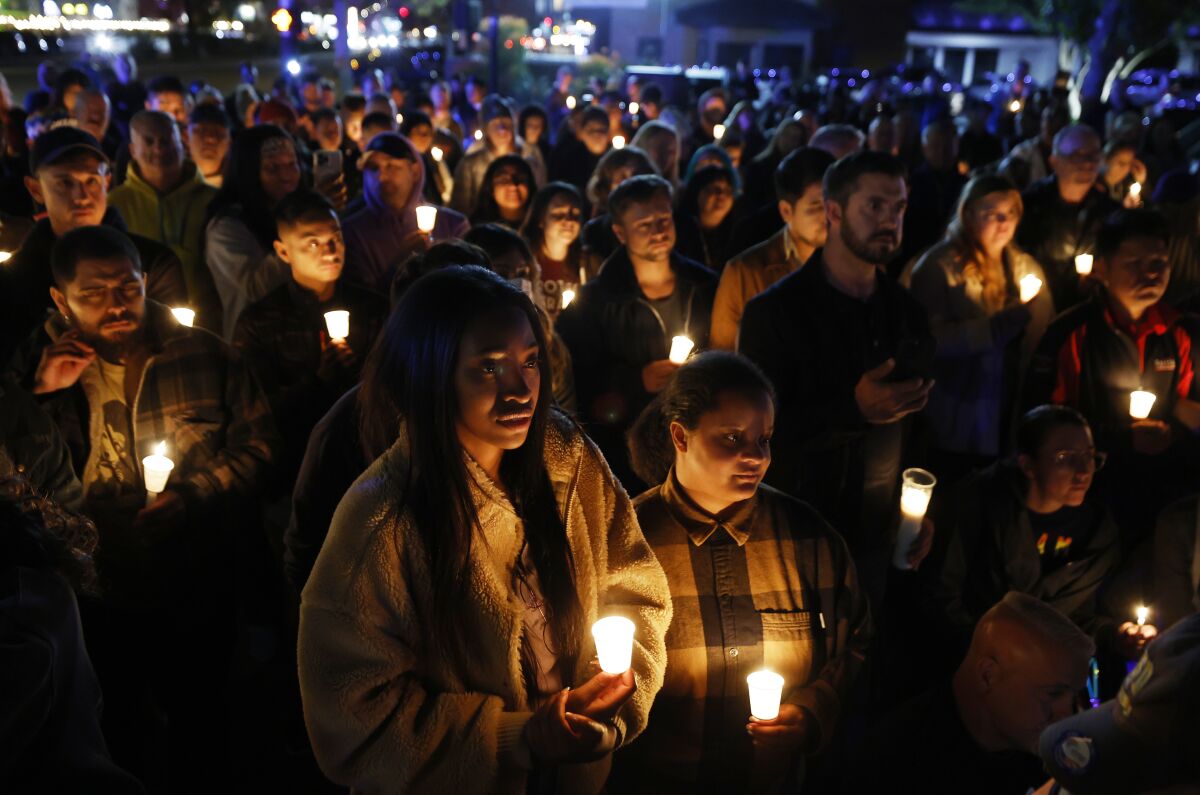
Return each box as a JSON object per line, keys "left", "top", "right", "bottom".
{"left": 1028, "top": 504, "right": 1095, "bottom": 575}
{"left": 844, "top": 682, "right": 1048, "bottom": 795}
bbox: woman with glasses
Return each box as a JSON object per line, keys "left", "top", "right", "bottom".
{"left": 927, "top": 405, "right": 1127, "bottom": 666}
{"left": 472, "top": 154, "right": 536, "bottom": 229}
{"left": 908, "top": 174, "right": 1055, "bottom": 482}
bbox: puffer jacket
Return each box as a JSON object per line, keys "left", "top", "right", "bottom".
{"left": 298, "top": 411, "right": 672, "bottom": 795}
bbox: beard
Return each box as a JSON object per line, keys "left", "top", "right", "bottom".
{"left": 77, "top": 316, "right": 145, "bottom": 364}
{"left": 840, "top": 221, "right": 899, "bottom": 266}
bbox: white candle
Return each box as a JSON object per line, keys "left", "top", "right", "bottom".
{"left": 1136, "top": 605, "right": 1149, "bottom": 627}
{"left": 669, "top": 335, "right": 695, "bottom": 365}
{"left": 561, "top": 288, "right": 576, "bottom": 309}
{"left": 1129, "top": 182, "right": 1142, "bottom": 199}
{"left": 628, "top": 101, "right": 639, "bottom": 115}
{"left": 170, "top": 306, "right": 196, "bottom": 327}
{"left": 566, "top": 95, "right": 577, "bottom": 110}
{"left": 713, "top": 123, "right": 726, "bottom": 140}
{"left": 893, "top": 467, "right": 936, "bottom": 570}
{"left": 592, "top": 616, "right": 635, "bottom": 674}
{"left": 324, "top": 310, "right": 350, "bottom": 342}
{"left": 1009, "top": 99, "right": 1022, "bottom": 113}
{"left": 1075, "top": 253, "right": 1093, "bottom": 275}
{"left": 0, "top": 250, "right": 11, "bottom": 263}
{"left": 1019, "top": 274, "right": 1042, "bottom": 303}
{"left": 416, "top": 205, "right": 438, "bottom": 234}
{"left": 142, "top": 441, "right": 175, "bottom": 496}
{"left": 473, "top": 129, "right": 483, "bottom": 141}
{"left": 1129, "top": 389, "right": 1156, "bottom": 420}
{"left": 612, "top": 134, "right": 625, "bottom": 149}
{"left": 431, "top": 145, "right": 443, "bottom": 162}
{"left": 395, "top": 112, "right": 404, "bottom": 125}
{"left": 747, "top": 670, "right": 784, "bottom": 721}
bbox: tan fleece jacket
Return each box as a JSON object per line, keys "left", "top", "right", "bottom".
{"left": 298, "top": 412, "right": 672, "bottom": 794}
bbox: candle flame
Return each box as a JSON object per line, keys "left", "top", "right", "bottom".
{"left": 153, "top": 440, "right": 166, "bottom": 456}
{"left": 1136, "top": 605, "right": 1149, "bottom": 626}
{"left": 0, "top": 250, "right": 11, "bottom": 264}
{"left": 431, "top": 146, "right": 443, "bottom": 161}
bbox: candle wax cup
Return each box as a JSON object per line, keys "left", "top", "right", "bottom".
{"left": 142, "top": 454, "right": 174, "bottom": 494}
{"left": 1129, "top": 390, "right": 1156, "bottom": 420}
{"left": 1075, "top": 254, "right": 1093, "bottom": 275}
{"left": 1019, "top": 274, "right": 1041, "bottom": 303}
{"left": 561, "top": 289, "right": 576, "bottom": 309}
{"left": 592, "top": 616, "right": 635, "bottom": 674}
{"left": 669, "top": 336, "right": 695, "bottom": 365}
{"left": 894, "top": 468, "right": 936, "bottom": 570}
{"left": 747, "top": 670, "right": 784, "bottom": 721}
{"left": 170, "top": 307, "right": 195, "bottom": 327}
{"left": 416, "top": 205, "right": 438, "bottom": 234}
{"left": 324, "top": 310, "right": 350, "bottom": 342}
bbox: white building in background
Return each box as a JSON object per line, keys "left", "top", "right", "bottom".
{"left": 903, "top": 4, "right": 1059, "bottom": 86}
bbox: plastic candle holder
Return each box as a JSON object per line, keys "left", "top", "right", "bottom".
{"left": 592, "top": 616, "right": 635, "bottom": 674}
{"left": 1129, "top": 389, "right": 1156, "bottom": 420}
{"left": 1019, "top": 274, "right": 1042, "bottom": 303}
{"left": 142, "top": 441, "right": 175, "bottom": 496}
{"left": 561, "top": 288, "right": 576, "bottom": 309}
{"left": 669, "top": 336, "right": 695, "bottom": 365}
{"left": 893, "top": 467, "right": 936, "bottom": 570}
{"left": 1075, "top": 254, "right": 1093, "bottom": 275}
{"left": 747, "top": 670, "right": 784, "bottom": 721}
{"left": 1136, "top": 606, "right": 1149, "bottom": 626}
{"left": 416, "top": 205, "right": 438, "bottom": 234}
{"left": 324, "top": 310, "right": 350, "bottom": 342}
{"left": 713, "top": 123, "right": 726, "bottom": 140}
{"left": 170, "top": 307, "right": 196, "bottom": 327}
{"left": 612, "top": 135, "right": 625, "bottom": 149}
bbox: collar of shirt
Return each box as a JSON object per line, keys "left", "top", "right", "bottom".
{"left": 660, "top": 468, "right": 757, "bottom": 547}
{"left": 1102, "top": 298, "right": 1177, "bottom": 342}
{"left": 285, "top": 277, "right": 341, "bottom": 310}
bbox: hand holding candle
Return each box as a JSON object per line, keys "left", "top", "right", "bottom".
{"left": 142, "top": 441, "right": 174, "bottom": 499}
{"left": 324, "top": 310, "right": 350, "bottom": 343}
{"left": 170, "top": 307, "right": 196, "bottom": 327}
{"left": 1117, "top": 605, "right": 1158, "bottom": 659}
{"left": 416, "top": 205, "right": 438, "bottom": 235}
{"left": 668, "top": 335, "right": 695, "bottom": 365}
{"left": 894, "top": 468, "right": 936, "bottom": 570}
{"left": 1075, "top": 253, "right": 1093, "bottom": 275}
{"left": 1019, "top": 274, "right": 1042, "bottom": 304}
{"left": 1129, "top": 389, "right": 1156, "bottom": 420}
{"left": 592, "top": 616, "right": 635, "bottom": 674}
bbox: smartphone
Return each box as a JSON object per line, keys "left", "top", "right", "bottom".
{"left": 887, "top": 338, "right": 936, "bottom": 383}
{"left": 313, "top": 149, "right": 343, "bottom": 185}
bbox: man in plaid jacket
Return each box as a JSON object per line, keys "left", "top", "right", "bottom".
{"left": 6, "top": 224, "right": 278, "bottom": 787}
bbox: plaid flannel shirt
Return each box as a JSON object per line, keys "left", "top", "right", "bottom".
{"left": 10, "top": 301, "right": 279, "bottom": 508}
{"left": 613, "top": 472, "right": 872, "bottom": 793}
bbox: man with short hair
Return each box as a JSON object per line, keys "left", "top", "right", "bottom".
{"left": 71, "top": 88, "right": 120, "bottom": 159}
{"left": 1017, "top": 124, "right": 1121, "bottom": 310}
{"left": 557, "top": 174, "right": 717, "bottom": 489}
{"left": 1022, "top": 208, "right": 1200, "bottom": 543}
{"left": 711, "top": 147, "right": 834, "bottom": 350}
{"left": 846, "top": 592, "right": 1095, "bottom": 794}
{"left": 0, "top": 126, "right": 186, "bottom": 363}
{"left": 359, "top": 110, "right": 397, "bottom": 147}
{"left": 108, "top": 110, "right": 221, "bottom": 330}
{"left": 808, "top": 123, "right": 865, "bottom": 161}
{"left": 8, "top": 224, "right": 277, "bottom": 787}
{"left": 342, "top": 133, "right": 468, "bottom": 293}
{"left": 1000, "top": 103, "right": 1071, "bottom": 190}
{"left": 144, "top": 75, "right": 190, "bottom": 127}
{"left": 739, "top": 151, "right": 934, "bottom": 600}
{"left": 901, "top": 118, "right": 968, "bottom": 266}
{"left": 187, "top": 103, "right": 231, "bottom": 188}
{"left": 234, "top": 190, "right": 386, "bottom": 484}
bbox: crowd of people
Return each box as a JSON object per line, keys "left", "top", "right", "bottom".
{"left": 0, "top": 52, "right": 1198, "bottom": 794}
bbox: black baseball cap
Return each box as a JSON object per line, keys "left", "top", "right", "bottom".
{"left": 1038, "top": 613, "right": 1200, "bottom": 794}
{"left": 30, "top": 125, "right": 108, "bottom": 173}
{"left": 357, "top": 132, "right": 416, "bottom": 170}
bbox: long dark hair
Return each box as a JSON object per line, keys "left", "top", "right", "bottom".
{"left": 207, "top": 124, "right": 294, "bottom": 249}
{"left": 0, "top": 474, "right": 100, "bottom": 596}
{"left": 627, "top": 351, "right": 777, "bottom": 485}
{"left": 358, "top": 265, "right": 583, "bottom": 670}
{"left": 471, "top": 153, "right": 536, "bottom": 228}
{"left": 521, "top": 181, "right": 584, "bottom": 267}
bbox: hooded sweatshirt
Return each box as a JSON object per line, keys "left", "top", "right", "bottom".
{"left": 342, "top": 135, "right": 470, "bottom": 294}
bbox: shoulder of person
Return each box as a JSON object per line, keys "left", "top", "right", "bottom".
{"left": 911, "top": 240, "right": 962, "bottom": 278}
{"left": 757, "top": 484, "right": 845, "bottom": 544}
{"left": 672, "top": 253, "right": 717, "bottom": 285}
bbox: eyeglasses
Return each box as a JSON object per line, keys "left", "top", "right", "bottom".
{"left": 493, "top": 173, "right": 530, "bottom": 187}
{"left": 1050, "top": 450, "right": 1107, "bottom": 472}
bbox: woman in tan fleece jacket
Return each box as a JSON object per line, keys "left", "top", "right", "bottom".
{"left": 298, "top": 265, "right": 671, "bottom": 794}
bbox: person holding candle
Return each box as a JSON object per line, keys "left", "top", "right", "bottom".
{"left": 556, "top": 175, "right": 717, "bottom": 491}
{"left": 400, "top": 110, "right": 453, "bottom": 206}
{"left": 738, "top": 151, "right": 935, "bottom": 612}
{"left": 1015, "top": 124, "right": 1121, "bottom": 311}
{"left": 0, "top": 126, "right": 187, "bottom": 364}
{"left": 908, "top": 174, "right": 1054, "bottom": 478}
{"left": 8, "top": 225, "right": 278, "bottom": 787}
{"left": 522, "top": 182, "right": 585, "bottom": 325}
{"left": 233, "top": 189, "right": 387, "bottom": 486}
{"left": 845, "top": 592, "right": 1095, "bottom": 795}
{"left": 1022, "top": 209, "right": 1200, "bottom": 545}
{"left": 928, "top": 406, "right": 1128, "bottom": 667}
{"left": 342, "top": 133, "right": 469, "bottom": 294}
{"left": 450, "top": 95, "right": 546, "bottom": 217}
{"left": 1099, "top": 139, "right": 1148, "bottom": 207}
{"left": 298, "top": 266, "right": 671, "bottom": 794}
{"left": 711, "top": 147, "right": 834, "bottom": 351}
{"left": 613, "top": 351, "right": 871, "bottom": 793}
{"left": 580, "top": 146, "right": 658, "bottom": 276}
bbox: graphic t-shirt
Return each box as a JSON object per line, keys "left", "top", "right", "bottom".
{"left": 79, "top": 357, "right": 143, "bottom": 527}
{"left": 1028, "top": 504, "right": 1093, "bottom": 575}
{"left": 536, "top": 253, "right": 580, "bottom": 324}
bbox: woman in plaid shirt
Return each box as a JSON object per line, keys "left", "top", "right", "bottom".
{"left": 612, "top": 351, "right": 872, "bottom": 793}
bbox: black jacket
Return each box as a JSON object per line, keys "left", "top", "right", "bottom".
{"left": 1016, "top": 177, "right": 1120, "bottom": 311}
{"left": 0, "top": 211, "right": 187, "bottom": 364}
{"left": 739, "top": 250, "right": 933, "bottom": 557}
{"left": 928, "top": 461, "right": 1120, "bottom": 643}
{"left": 556, "top": 247, "right": 716, "bottom": 488}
